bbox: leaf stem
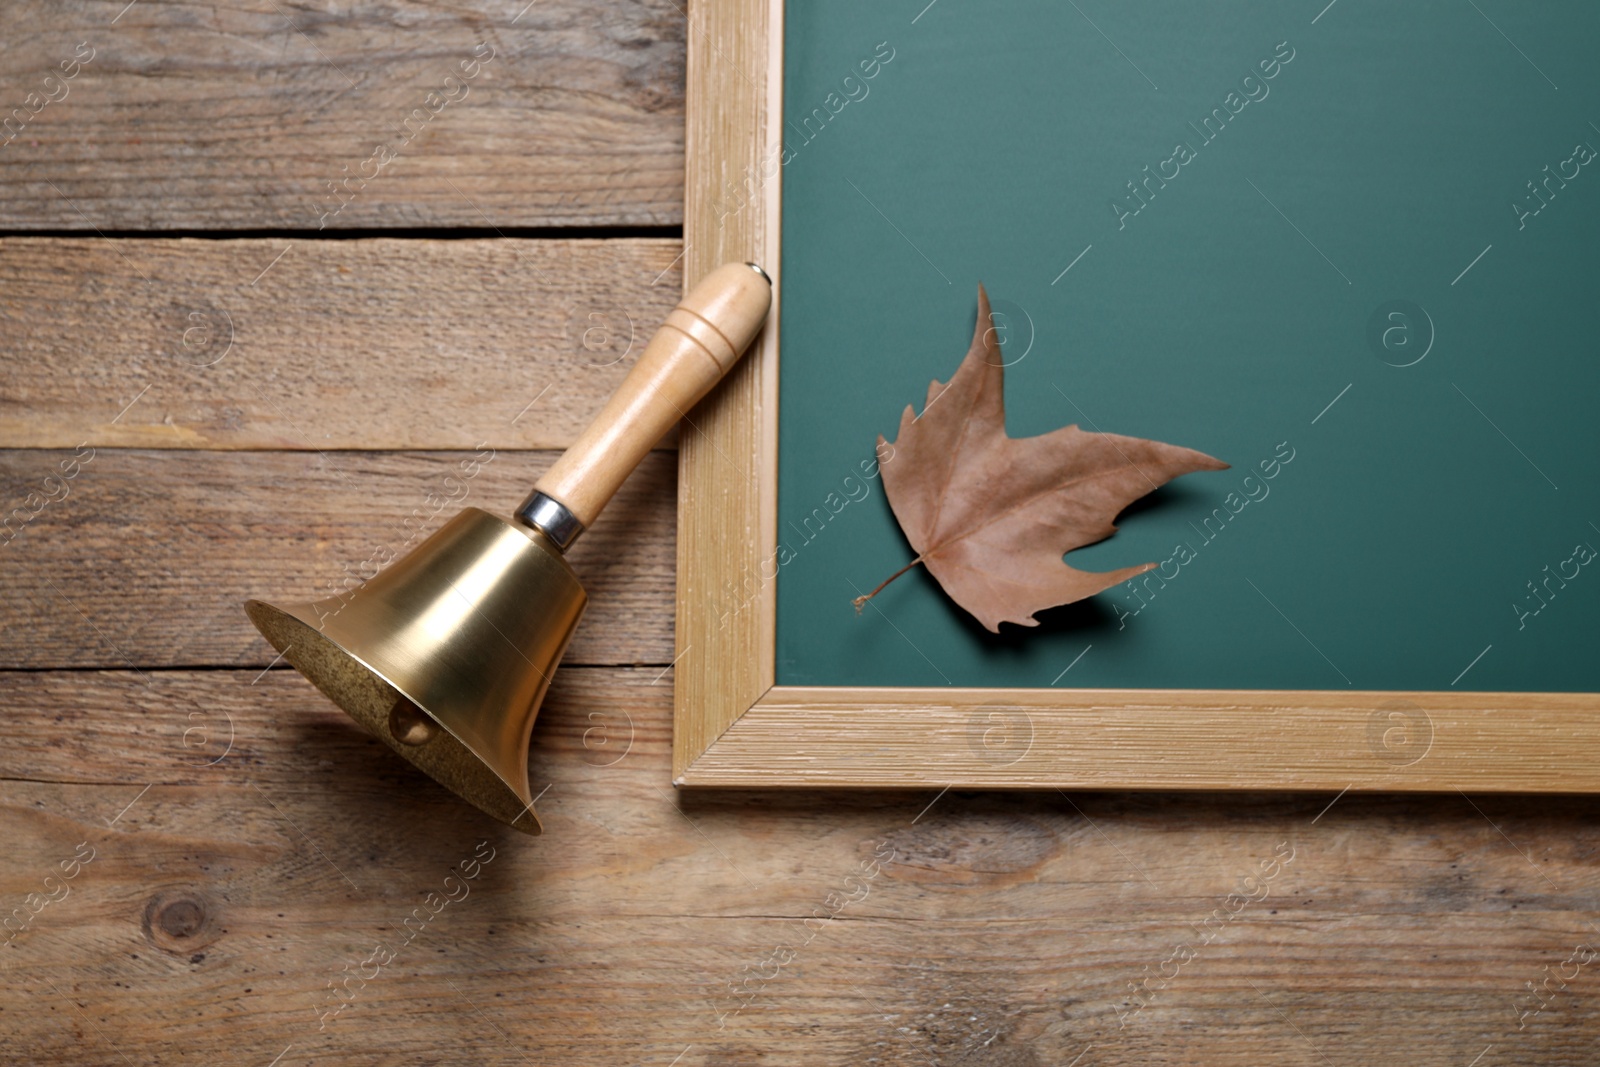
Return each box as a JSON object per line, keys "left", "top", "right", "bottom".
{"left": 853, "top": 556, "right": 924, "bottom": 613}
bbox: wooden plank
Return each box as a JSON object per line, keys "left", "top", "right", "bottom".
{"left": 3, "top": 667, "right": 1599, "bottom": 1063}
{"left": 681, "top": 686, "right": 1600, "bottom": 793}
{"left": 0, "top": 1, "right": 683, "bottom": 230}
{"left": 0, "top": 448, "right": 675, "bottom": 669}
{"left": 0, "top": 237, "right": 684, "bottom": 450}
{"left": 673, "top": 0, "right": 775, "bottom": 777}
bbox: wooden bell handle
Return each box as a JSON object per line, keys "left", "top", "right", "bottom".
{"left": 532, "top": 262, "right": 772, "bottom": 531}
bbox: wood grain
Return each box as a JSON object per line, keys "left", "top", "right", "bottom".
{"left": 673, "top": 0, "right": 776, "bottom": 777}
{"left": 0, "top": 237, "right": 684, "bottom": 450}
{"left": 0, "top": 1, "right": 683, "bottom": 230}
{"left": 0, "top": 448, "right": 675, "bottom": 669}
{"left": 3, "top": 667, "right": 1599, "bottom": 1065}
{"left": 680, "top": 686, "right": 1600, "bottom": 793}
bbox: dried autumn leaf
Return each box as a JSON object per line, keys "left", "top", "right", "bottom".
{"left": 858, "top": 285, "right": 1228, "bottom": 633}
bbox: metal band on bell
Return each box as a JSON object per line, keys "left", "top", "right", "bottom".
{"left": 515, "top": 491, "right": 585, "bottom": 551}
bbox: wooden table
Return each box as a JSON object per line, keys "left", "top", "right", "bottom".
{"left": 2, "top": 4, "right": 1596, "bottom": 1064}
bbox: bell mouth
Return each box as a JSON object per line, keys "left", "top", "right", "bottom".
{"left": 246, "top": 598, "right": 543, "bottom": 835}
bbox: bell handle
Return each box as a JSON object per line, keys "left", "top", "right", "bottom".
{"left": 522, "top": 262, "right": 772, "bottom": 540}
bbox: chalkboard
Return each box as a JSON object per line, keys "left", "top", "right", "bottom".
{"left": 775, "top": 0, "right": 1600, "bottom": 693}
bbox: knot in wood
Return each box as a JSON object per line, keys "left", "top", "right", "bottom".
{"left": 143, "top": 889, "right": 221, "bottom": 957}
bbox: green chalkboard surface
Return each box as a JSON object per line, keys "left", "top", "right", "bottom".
{"left": 775, "top": 0, "right": 1600, "bottom": 692}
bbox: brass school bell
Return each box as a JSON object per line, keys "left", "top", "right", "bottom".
{"left": 246, "top": 263, "right": 773, "bottom": 834}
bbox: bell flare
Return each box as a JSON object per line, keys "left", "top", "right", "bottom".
{"left": 244, "top": 507, "right": 588, "bottom": 835}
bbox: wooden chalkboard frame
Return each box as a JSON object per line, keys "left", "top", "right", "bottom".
{"left": 672, "top": 0, "right": 1600, "bottom": 791}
